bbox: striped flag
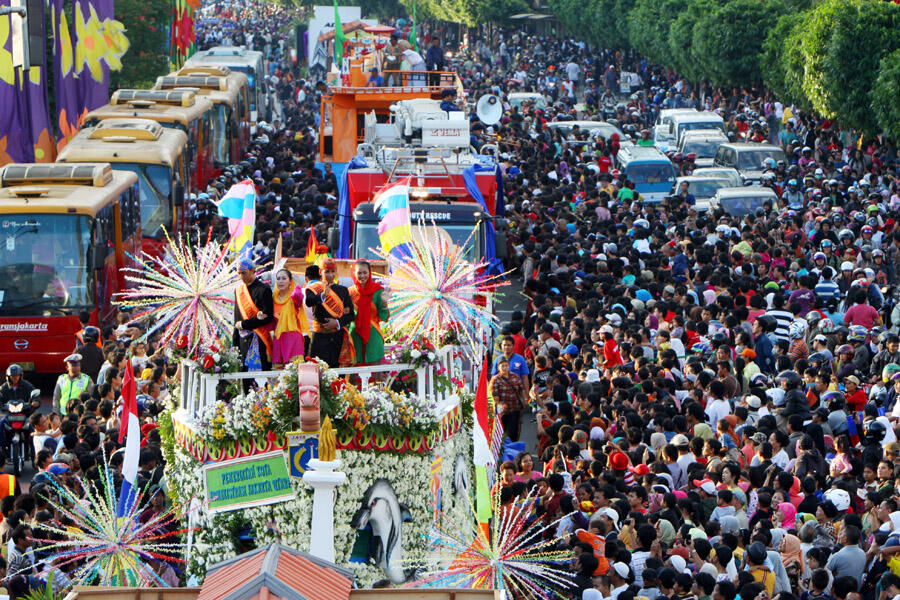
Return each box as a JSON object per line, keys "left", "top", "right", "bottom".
{"left": 216, "top": 179, "right": 257, "bottom": 256}
{"left": 473, "top": 359, "right": 494, "bottom": 525}
{"left": 116, "top": 360, "right": 140, "bottom": 517}
{"left": 373, "top": 176, "right": 413, "bottom": 261}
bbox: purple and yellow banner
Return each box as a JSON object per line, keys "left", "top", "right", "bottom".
{"left": 0, "top": 2, "right": 32, "bottom": 164}
{"left": 51, "top": 0, "right": 81, "bottom": 149}
{"left": 24, "top": 0, "right": 54, "bottom": 161}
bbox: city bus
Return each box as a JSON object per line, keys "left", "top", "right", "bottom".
{"left": 0, "top": 163, "right": 140, "bottom": 373}
{"left": 82, "top": 89, "right": 215, "bottom": 193}
{"left": 153, "top": 66, "right": 251, "bottom": 171}
{"left": 56, "top": 119, "right": 189, "bottom": 256}
{"left": 184, "top": 46, "right": 270, "bottom": 123}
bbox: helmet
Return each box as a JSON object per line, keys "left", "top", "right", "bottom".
{"left": 882, "top": 363, "right": 900, "bottom": 383}
{"left": 822, "top": 239, "right": 834, "bottom": 248}
{"left": 865, "top": 419, "right": 887, "bottom": 444}
{"left": 806, "top": 311, "right": 823, "bottom": 326}
{"left": 836, "top": 344, "right": 853, "bottom": 355}
{"left": 821, "top": 390, "right": 845, "bottom": 408}
{"left": 789, "top": 321, "right": 807, "bottom": 340}
{"left": 848, "top": 325, "right": 869, "bottom": 343}
{"left": 819, "top": 318, "right": 835, "bottom": 333}
{"left": 776, "top": 370, "right": 802, "bottom": 388}
{"left": 808, "top": 352, "right": 827, "bottom": 364}
{"left": 838, "top": 229, "right": 855, "bottom": 241}
{"left": 813, "top": 252, "right": 826, "bottom": 261}
{"left": 5, "top": 364, "right": 22, "bottom": 378}
{"left": 841, "top": 261, "right": 854, "bottom": 271}
{"left": 691, "top": 341, "right": 711, "bottom": 354}
{"left": 788, "top": 179, "right": 798, "bottom": 187}
{"left": 685, "top": 152, "right": 697, "bottom": 162}
{"left": 756, "top": 315, "right": 777, "bottom": 333}
{"left": 711, "top": 331, "right": 728, "bottom": 345}
{"left": 82, "top": 326, "right": 100, "bottom": 344}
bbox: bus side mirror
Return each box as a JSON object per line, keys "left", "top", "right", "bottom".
{"left": 327, "top": 226, "right": 339, "bottom": 252}
{"left": 494, "top": 218, "right": 508, "bottom": 260}
{"left": 174, "top": 183, "right": 185, "bottom": 207}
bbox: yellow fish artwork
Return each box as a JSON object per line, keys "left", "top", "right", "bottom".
{"left": 0, "top": 14, "right": 14, "bottom": 86}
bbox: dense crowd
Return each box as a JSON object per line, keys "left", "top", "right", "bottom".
{"left": 2, "top": 6, "right": 900, "bottom": 600}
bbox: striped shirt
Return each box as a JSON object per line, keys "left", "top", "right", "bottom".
{"left": 766, "top": 309, "right": 793, "bottom": 342}
{"left": 815, "top": 280, "right": 842, "bottom": 303}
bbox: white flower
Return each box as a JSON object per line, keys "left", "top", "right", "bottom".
{"left": 411, "top": 349, "right": 422, "bottom": 359}
{"left": 213, "top": 353, "right": 221, "bottom": 363}
{"left": 427, "top": 352, "right": 435, "bottom": 361}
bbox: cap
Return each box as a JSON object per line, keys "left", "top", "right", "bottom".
{"left": 747, "top": 542, "right": 768, "bottom": 564}
{"left": 746, "top": 395, "right": 761, "bottom": 409}
{"left": 751, "top": 432, "right": 768, "bottom": 445}
{"left": 693, "top": 479, "right": 716, "bottom": 494}
{"left": 671, "top": 434, "right": 690, "bottom": 447}
{"left": 609, "top": 451, "right": 629, "bottom": 471}
{"left": 585, "top": 369, "right": 601, "bottom": 382}
{"left": 48, "top": 463, "right": 71, "bottom": 475}
{"left": 664, "top": 285, "right": 676, "bottom": 295}
{"left": 612, "top": 562, "right": 630, "bottom": 579}
{"left": 64, "top": 353, "right": 82, "bottom": 363}
{"left": 605, "top": 313, "right": 623, "bottom": 326}
{"left": 564, "top": 344, "right": 579, "bottom": 356}
{"left": 630, "top": 463, "right": 650, "bottom": 476}
{"left": 845, "top": 375, "right": 861, "bottom": 386}
{"left": 740, "top": 348, "right": 757, "bottom": 359}
{"left": 814, "top": 334, "right": 827, "bottom": 343}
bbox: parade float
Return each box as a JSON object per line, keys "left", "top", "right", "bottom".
{"left": 124, "top": 226, "right": 506, "bottom": 587}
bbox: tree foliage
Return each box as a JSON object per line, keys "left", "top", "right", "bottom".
{"left": 873, "top": 49, "right": 900, "bottom": 142}
{"left": 110, "top": 0, "right": 170, "bottom": 89}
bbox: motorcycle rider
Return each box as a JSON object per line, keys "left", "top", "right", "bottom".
{"left": 0, "top": 366, "right": 39, "bottom": 464}
{"left": 75, "top": 326, "right": 105, "bottom": 382}
{"left": 871, "top": 334, "right": 900, "bottom": 383}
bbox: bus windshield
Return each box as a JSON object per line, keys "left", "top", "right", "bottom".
{"left": 627, "top": 162, "right": 676, "bottom": 186}
{"left": 0, "top": 215, "right": 94, "bottom": 316}
{"left": 354, "top": 222, "right": 482, "bottom": 261}
{"left": 211, "top": 103, "right": 230, "bottom": 166}
{"left": 229, "top": 66, "right": 257, "bottom": 111}
{"left": 117, "top": 163, "right": 173, "bottom": 238}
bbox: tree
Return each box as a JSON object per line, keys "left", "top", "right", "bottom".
{"left": 873, "top": 49, "right": 900, "bottom": 142}
{"left": 760, "top": 12, "right": 806, "bottom": 108}
{"left": 109, "top": 0, "right": 170, "bottom": 89}
{"left": 822, "top": 0, "right": 900, "bottom": 133}
{"left": 691, "top": 0, "right": 784, "bottom": 87}
{"left": 797, "top": 0, "right": 845, "bottom": 117}
{"left": 628, "top": 0, "right": 685, "bottom": 66}
{"left": 666, "top": 0, "right": 712, "bottom": 83}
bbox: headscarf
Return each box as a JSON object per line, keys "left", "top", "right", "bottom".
{"left": 657, "top": 519, "right": 676, "bottom": 546}
{"left": 719, "top": 515, "right": 741, "bottom": 535}
{"left": 650, "top": 432, "right": 668, "bottom": 452}
{"left": 770, "top": 528, "right": 786, "bottom": 549}
{"left": 780, "top": 533, "right": 804, "bottom": 571}
{"left": 351, "top": 262, "right": 383, "bottom": 347}
{"left": 778, "top": 502, "right": 797, "bottom": 530}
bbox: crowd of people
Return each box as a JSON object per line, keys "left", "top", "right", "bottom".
{"left": 2, "top": 3, "right": 900, "bottom": 600}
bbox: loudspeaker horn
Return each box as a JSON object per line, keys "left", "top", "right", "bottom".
{"left": 475, "top": 94, "right": 502, "bottom": 126}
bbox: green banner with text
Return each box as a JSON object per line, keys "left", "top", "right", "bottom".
{"left": 203, "top": 450, "right": 295, "bottom": 514}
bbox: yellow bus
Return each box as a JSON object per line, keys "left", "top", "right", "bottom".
{"left": 0, "top": 163, "right": 140, "bottom": 372}
{"left": 56, "top": 118, "right": 189, "bottom": 256}
{"left": 184, "top": 46, "right": 269, "bottom": 122}
{"left": 83, "top": 89, "right": 215, "bottom": 194}
{"left": 153, "top": 66, "right": 251, "bottom": 170}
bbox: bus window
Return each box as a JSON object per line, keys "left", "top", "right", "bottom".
{"left": 0, "top": 214, "right": 95, "bottom": 314}
{"left": 121, "top": 186, "right": 141, "bottom": 240}
{"left": 212, "top": 104, "right": 229, "bottom": 166}
{"left": 115, "top": 163, "right": 173, "bottom": 239}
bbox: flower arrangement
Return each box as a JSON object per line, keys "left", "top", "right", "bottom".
{"left": 387, "top": 336, "right": 466, "bottom": 396}
{"left": 333, "top": 381, "right": 439, "bottom": 440}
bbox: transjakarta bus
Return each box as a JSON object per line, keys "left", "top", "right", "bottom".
{"left": 153, "top": 66, "right": 252, "bottom": 171}
{"left": 0, "top": 163, "right": 140, "bottom": 373}
{"left": 83, "top": 89, "right": 215, "bottom": 193}
{"left": 184, "top": 46, "right": 269, "bottom": 123}
{"left": 56, "top": 119, "right": 189, "bottom": 256}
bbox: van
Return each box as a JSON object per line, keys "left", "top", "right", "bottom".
{"left": 713, "top": 143, "right": 786, "bottom": 185}
{"left": 615, "top": 145, "right": 677, "bottom": 204}
{"left": 670, "top": 112, "right": 725, "bottom": 145}
{"left": 678, "top": 131, "right": 728, "bottom": 168}
{"left": 710, "top": 186, "right": 779, "bottom": 217}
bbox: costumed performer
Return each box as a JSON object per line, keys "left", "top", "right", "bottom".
{"left": 234, "top": 257, "right": 275, "bottom": 371}
{"left": 348, "top": 260, "right": 389, "bottom": 365}
{"left": 305, "top": 257, "right": 354, "bottom": 367}
{"left": 271, "top": 268, "right": 307, "bottom": 368}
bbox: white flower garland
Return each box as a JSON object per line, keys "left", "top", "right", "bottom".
{"left": 168, "top": 424, "right": 472, "bottom": 588}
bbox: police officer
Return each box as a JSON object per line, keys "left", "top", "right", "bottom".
{"left": 52, "top": 354, "right": 93, "bottom": 416}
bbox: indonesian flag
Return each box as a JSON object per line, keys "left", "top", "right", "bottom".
{"left": 116, "top": 361, "right": 140, "bottom": 517}
{"left": 473, "top": 360, "right": 494, "bottom": 524}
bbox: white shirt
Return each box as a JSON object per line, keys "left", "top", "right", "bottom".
{"left": 677, "top": 452, "right": 697, "bottom": 474}
{"left": 706, "top": 398, "right": 731, "bottom": 427}
{"left": 772, "top": 448, "right": 789, "bottom": 469}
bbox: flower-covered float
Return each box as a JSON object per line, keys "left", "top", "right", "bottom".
{"left": 161, "top": 341, "right": 476, "bottom": 587}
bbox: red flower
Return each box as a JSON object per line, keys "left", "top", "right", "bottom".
{"left": 285, "top": 390, "right": 292, "bottom": 399}
{"left": 202, "top": 354, "right": 215, "bottom": 370}
{"left": 175, "top": 335, "right": 188, "bottom": 349}
{"left": 266, "top": 430, "right": 277, "bottom": 443}
{"left": 331, "top": 379, "right": 345, "bottom": 394}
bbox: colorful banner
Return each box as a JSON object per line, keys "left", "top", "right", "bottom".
{"left": 24, "top": 0, "right": 54, "bottom": 162}
{"left": 216, "top": 179, "right": 258, "bottom": 256}
{"left": 170, "top": 0, "right": 198, "bottom": 69}
{"left": 51, "top": 0, "right": 82, "bottom": 149}
{"left": 203, "top": 450, "right": 294, "bottom": 514}
{"left": 0, "top": 6, "right": 32, "bottom": 165}
{"left": 74, "top": 0, "right": 110, "bottom": 112}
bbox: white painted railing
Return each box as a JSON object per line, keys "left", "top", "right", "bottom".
{"left": 178, "top": 346, "right": 466, "bottom": 422}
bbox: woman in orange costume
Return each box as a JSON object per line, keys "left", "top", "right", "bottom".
{"left": 271, "top": 268, "right": 307, "bottom": 368}
{"left": 348, "top": 260, "right": 389, "bottom": 365}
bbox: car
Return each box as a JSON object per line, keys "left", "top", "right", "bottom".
{"left": 669, "top": 111, "right": 726, "bottom": 145}
{"left": 692, "top": 167, "right": 742, "bottom": 187}
{"left": 713, "top": 143, "right": 786, "bottom": 185}
{"left": 672, "top": 176, "right": 733, "bottom": 211}
{"left": 653, "top": 124, "right": 675, "bottom": 153}
{"left": 711, "top": 186, "right": 779, "bottom": 217}
{"left": 507, "top": 92, "right": 548, "bottom": 111}
{"left": 678, "top": 132, "right": 728, "bottom": 168}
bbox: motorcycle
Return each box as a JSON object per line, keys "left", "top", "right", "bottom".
{"left": 2, "top": 389, "right": 39, "bottom": 476}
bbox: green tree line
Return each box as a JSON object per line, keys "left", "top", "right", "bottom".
{"left": 548, "top": 0, "right": 900, "bottom": 139}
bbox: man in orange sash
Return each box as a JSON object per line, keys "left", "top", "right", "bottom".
{"left": 233, "top": 257, "right": 275, "bottom": 371}
{"left": 305, "top": 258, "right": 354, "bottom": 367}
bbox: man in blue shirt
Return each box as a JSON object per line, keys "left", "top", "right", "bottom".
{"left": 366, "top": 68, "right": 384, "bottom": 87}
{"left": 491, "top": 336, "right": 530, "bottom": 391}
